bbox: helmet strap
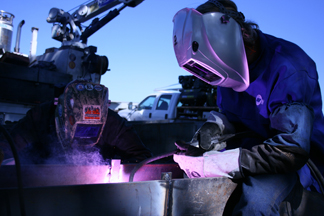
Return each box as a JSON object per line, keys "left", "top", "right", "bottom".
{"left": 208, "top": 0, "right": 245, "bottom": 26}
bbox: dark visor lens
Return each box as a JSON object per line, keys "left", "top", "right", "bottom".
{"left": 74, "top": 124, "right": 102, "bottom": 138}
{"left": 183, "top": 60, "right": 222, "bottom": 83}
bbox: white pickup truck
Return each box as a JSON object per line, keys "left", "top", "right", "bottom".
{"left": 118, "top": 91, "right": 181, "bottom": 121}
{"left": 118, "top": 90, "right": 219, "bottom": 121}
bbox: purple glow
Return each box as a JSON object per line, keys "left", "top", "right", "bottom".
{"left": 1, "top": 162, "right": 184, "bottom": 187}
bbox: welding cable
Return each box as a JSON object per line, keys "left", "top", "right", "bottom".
{"left": 128, "top": 131, "right": 250, "bottom": 182}
{"left": 129, "top": 150, "right": 178, "bottom": 182}
{"left": 0, "top": 125, "right": 26, "bottom": 216}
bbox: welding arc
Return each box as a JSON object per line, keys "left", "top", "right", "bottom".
{"left": 129, "top": 150, "right": 178, "bottom": 182}
{"left": 0, "top": 125, "right": 26, "bottom": 216}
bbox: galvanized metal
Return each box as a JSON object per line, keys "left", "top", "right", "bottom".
{"left": 0, "top": 163, "right": 238, "bottom": 216}
{"left": 0, "top": 162, "right": 184, "bottom": 187}
{"left": 0, "top": 180, "right": 169, "bottom": 216}
{"left": 0, "top": 11, "right": 14, "bottom": 52}
{"left": 0, "top": 177, "right": 237, "bottom": 216}
{"left": 14, "top": 20, "right": 25, "bottom": 53}
{"left": 171, "top": 177, "right": 237, "bottom": 216}
{"left": 29, "top": 27, "right": 39, "bottom": 61}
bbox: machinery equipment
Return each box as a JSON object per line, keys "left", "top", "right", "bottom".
{"left": 177, "top": 75, "right": 220, "bottom": 119}
{"left": 0, "top": 0, "right": 144, "bottom": 125}
{"left": 178, "top": 75, "right": 217, "bottom": 107}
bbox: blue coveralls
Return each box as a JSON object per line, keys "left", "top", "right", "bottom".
{"left": 217, "top": 30, "right": 324, "bottom": 215}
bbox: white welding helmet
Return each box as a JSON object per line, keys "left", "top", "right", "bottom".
{"left": 172, "top": 7, "right": 249, "bottom": 92}
{"left": 55, "top": 80, "right": 110, "bottom": 150}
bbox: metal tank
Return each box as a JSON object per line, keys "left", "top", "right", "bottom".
{"left": 0, "top": 10, "right": 14, "bottom": 52}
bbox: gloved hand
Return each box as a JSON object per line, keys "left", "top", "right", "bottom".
{"left": 199, "top": 111, "right": 236, "bottom": 151}
{"left": 174, "top": 122, "right": 225, "bottom": 155}
{"left": 198, "top": 122, "right": 222, "bottom": 150}
{"left": 176, "top": 112, "right": 234, "bottom": 152}
{"left": 173, "top": 148, "right": 242, "bottom": 179}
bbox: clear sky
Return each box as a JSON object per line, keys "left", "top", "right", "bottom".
{"left": 2, "top": 0, "right": 324, "bottom": 104}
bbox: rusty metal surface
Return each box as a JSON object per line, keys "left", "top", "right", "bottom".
{"left": 171, "top": 177, "right": 237, "bottom": 216}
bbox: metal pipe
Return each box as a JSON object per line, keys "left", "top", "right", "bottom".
{"left": 29, "top": 27, "right": 39, "bottom": 62}
{"left": 0, "top": 10, "right": 15, "bottom": 52}
{"left": 14, "top": 20, "right": 25, "bottom": 53}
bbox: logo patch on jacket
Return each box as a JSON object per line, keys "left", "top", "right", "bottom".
{"left": 256, "top": 94, "right": 264, "bottom": 106}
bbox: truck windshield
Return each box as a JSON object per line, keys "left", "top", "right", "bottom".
{"left": 137, "top": 96, "right": 156, "bottom": 110}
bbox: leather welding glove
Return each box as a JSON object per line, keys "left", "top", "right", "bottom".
{"left": 198, "top": 111, "right": 235, "bottom": 150}
{"left": 198, "top": 122, "right": 222, "bottom": 150}
{"left": 175, "top": 103, "right": 312, "bottom": 180}
{"left": 174, "top": 111, "right": 234, "bottom": 154}
{"left": 173, "top": 148, "right": 242, "bottom": 179}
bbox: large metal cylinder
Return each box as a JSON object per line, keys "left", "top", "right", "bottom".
{"left": 0, "top": 10, "right": 14, "bottom": 52}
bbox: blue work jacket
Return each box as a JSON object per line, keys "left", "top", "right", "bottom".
{"left": 217, "top": 30, "right": 324, "bottom": 191}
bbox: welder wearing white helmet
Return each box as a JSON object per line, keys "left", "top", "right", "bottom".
{"left": 172, "top": 0, "right": 324, "bottom": 215}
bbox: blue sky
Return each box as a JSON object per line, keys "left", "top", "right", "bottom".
{"left": 2, "top": 0, "right": 324, "bottom": 104}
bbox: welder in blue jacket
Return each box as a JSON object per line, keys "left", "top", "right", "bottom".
{"left": 172, "top": 0, "right": 324, "bottom": 215}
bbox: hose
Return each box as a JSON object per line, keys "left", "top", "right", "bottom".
{"left": 128, "top": 150, "right": 178, "bottom": 182}
{"left": 128, "top": 131, "right": 247, "bottom": 182}
{"left": 0, "top": 125, "right": 26, "bottom": 216}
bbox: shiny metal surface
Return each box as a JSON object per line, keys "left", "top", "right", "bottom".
{"left": 0, "top": 177, "right": 237, "bottom": 216}
{"left": 0, "top": 11, "right": 14, "bottom": 52}
{"left": 0, "top": 164, "right": 111, "bottom": 187}
{"left": 171, "top": 177, "right": 237, "bottom": 216}
{"left": 0, "top": 180, "right": 168, "bottom": 216}
{"left": 0, "top": 161, "right": 183, "bottom": 187}
{"left": 0, "top": 163, "right": 237, "bottom": 216}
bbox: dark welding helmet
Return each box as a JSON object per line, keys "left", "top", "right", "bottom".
{"left": 172, "top": 7, "right": 249, "bottom": 92}
{"left": 55, "top": 80, "right": 110, "bottom": 150}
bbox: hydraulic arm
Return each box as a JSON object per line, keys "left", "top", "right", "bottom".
{"left": 46, "top": 0, "right": 144, "bottom": 43}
